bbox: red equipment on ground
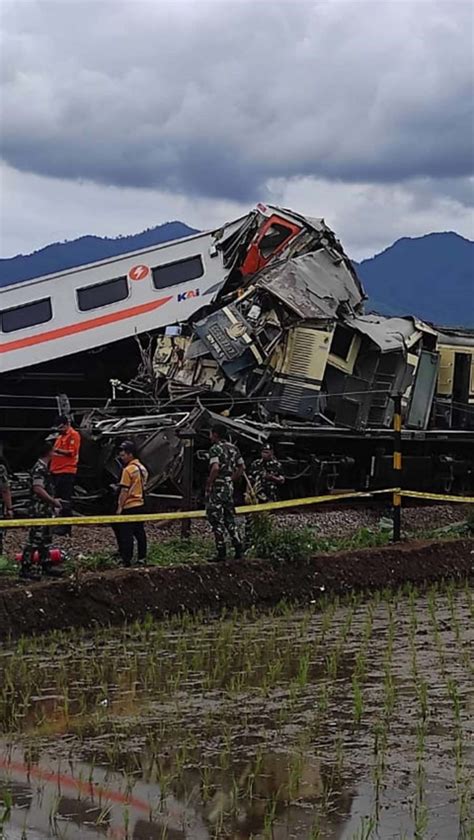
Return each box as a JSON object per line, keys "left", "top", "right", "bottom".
{"left": 15, "top": 547, "right": 67, "bottom": 567}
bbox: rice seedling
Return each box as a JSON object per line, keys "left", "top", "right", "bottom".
{"left": 351, "top": 815, "right": 376, "bottom": 840}
{"left": 309, "top": 812, "right": 322, "bottom": 839}
{"left": 0, "top": 788, "right": 12, "bottom": 826}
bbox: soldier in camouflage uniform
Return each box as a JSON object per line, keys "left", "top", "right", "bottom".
{"left": 21, "top": 443, "right": 62, "bottom": 577}
{"left": 0, "top": 461, "right": 14, "bottom": 556}
{"left": 245, "top": 444, "right": 285, "bottom": 549}
{"left": 248, "top": 444, "right": 285, "bottom": 503}
{"left": 205, "top": 425, "right": 245, "bottom": 562}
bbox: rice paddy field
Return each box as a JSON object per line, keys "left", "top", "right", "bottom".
{"left": 0, "top": 579, "right": 472, "bottom": 840}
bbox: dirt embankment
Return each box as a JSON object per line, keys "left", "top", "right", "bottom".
{"left": 0, "top": 539, "right": 472, "bottom": 640}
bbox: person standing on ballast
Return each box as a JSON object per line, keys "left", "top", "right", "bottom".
{"left": 115, "top": 440, "right": 149, "bottom": 567}
{"left": 50, "top": 415, "right": 81, "bottom": 536}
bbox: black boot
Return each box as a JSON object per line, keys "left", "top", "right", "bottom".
{"left": 19, "top": 546, "right": 40, "bottom": 580}
{"left": 234, "top": 542, "right": 245, "bottom": 561}
{"left": 209, "top": 546, "right": 227, "bottom": 563}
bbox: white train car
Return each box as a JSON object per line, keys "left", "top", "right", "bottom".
{"left": 0, "top": 219, "right": 245, "bottom": 375}
{"left": 0, "top": 204, "right": 317, "bottom": 376}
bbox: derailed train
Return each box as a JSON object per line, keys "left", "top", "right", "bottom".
{"left": 1, "top": 203, "right": 473, "bottom": 502}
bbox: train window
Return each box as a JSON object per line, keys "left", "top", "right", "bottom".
{"left": 152, "top": 255, "right": 204, "bottom": 290}
{"left": 77, "top": 276, "right": 129, "bottom": 311}
{"left": 331, "top": 324, "right": 354, "bottom": 360}
{"left": 259, "top": 223, "right": 293, "bottom": 259}
{"left": 1, "top": 298, "right": 52, "bottom": 333}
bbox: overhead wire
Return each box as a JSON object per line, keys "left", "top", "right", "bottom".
{"left": 0, "top": 389, "right": 398, "bottom": 415}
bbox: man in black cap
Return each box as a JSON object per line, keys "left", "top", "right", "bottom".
{"left": 114, "top": 440, "right": 149, "bottom": 567}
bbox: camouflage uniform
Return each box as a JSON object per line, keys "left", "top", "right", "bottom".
{"left": 248, "top": 456, "right": 284, "bottom": 503}
{"left": 206, "top": 441, "right": 244, "bottom": 559}
{"left": 0, "top": 464, "right": 9, "bottom": 555}
{"left": 245, "top": 456, "right": 284, "bottom": 548}
{"left": 23, "top": 458, "right": 54, "bottom": 571}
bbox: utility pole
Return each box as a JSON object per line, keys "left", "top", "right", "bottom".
{"left": 392, "top": 393, "right": 402, "bottom": 541}
{"left": 179, "top": 429, "right": 195, "bottom": 540}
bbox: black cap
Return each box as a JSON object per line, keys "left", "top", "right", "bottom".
{"left": 118, "top": 439, "right": 137, "bottom": 456}
{"left": 211, "top": 425, "right": 228, "bottom": 440}
{"left": 57, "top": 415, "right": 70, "bottom": 425}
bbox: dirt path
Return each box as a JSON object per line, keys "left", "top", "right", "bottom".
{"left": 0, "top": 538, "right": 472, "bottom": 640}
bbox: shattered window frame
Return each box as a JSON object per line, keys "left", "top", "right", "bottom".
{"left": 330, "top": 324, "right": 355, "bottom": 360}
{"left": 328, "top": 325, "right": 361, "bottom": 374}
{"left": 1, "top": 297, "right": 53, "bottom": 333}
{"left": 76, "top": 276, "right": 129, "bottom": 312}
{"left": 152, "top": 255, "right": 204, "bottom": 290}
{"left": 259, "top": 223, "right": 295, "bottom": 259}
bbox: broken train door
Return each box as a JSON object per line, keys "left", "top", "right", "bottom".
{"left": 241, "top": 215, "right": 301, "bottom": 276}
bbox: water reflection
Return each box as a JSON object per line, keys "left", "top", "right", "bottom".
{"left": 57, "top": 795, "right": 110, "bottom": 834}
{"left": 0, "top": 745, "right": 355, "bottom": 839}
{"left": 1, "top": 589, "right": 469, "bottom": 840}
{"left": 1, "top": 737, "right": 464, "bottom": 839}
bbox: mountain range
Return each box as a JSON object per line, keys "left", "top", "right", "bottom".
{"left": 356, "top": 232, "right": 473, "bottom": 327}
{"left": 1, "top": 224, "right": 472, "bottom": 327}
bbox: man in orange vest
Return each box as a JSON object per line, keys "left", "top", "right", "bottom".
{"left": 50, "top": 415, "right": 81, "bottom": 536}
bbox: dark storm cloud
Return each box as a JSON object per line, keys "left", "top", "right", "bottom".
{"left": 1, "top": 0, "right": 473, "bottom": 202}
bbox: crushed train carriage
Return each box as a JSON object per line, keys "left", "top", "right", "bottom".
{"left": 1, "top": 204, "right": 473, "bottom": 506}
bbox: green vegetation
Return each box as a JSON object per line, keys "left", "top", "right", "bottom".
{"left": 249, "top": 513, "right": 390, "bottom": 562}
{"left": 0, "top": 521, "right": 391, "bottom": 577}
{"left": 0, "top": 555, "right": 16, "bottom": 576}
{"left": 69, "top": 519, "right": 392, "bottom": 571}
{"left": 63, "top": 535, "right": 214, "bottom": 575}
{"left": 0, "top": 520, "right": 394, "bottom": 578}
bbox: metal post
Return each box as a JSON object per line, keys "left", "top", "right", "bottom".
{"left": 392, "top": 393, "right": 402, "bottom": 542}
{"left": 180, "top": 432, "right": 194, "bottom": 540}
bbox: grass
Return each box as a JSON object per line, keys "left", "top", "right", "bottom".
{"left": 1, "top": 519, "right": 391, "bottom": 579}
{"left": 250, "top": 513, "right": 390, "bottom": 562}
{"left": 63, "top": 535, "right": 214, "bottom": 574}
{"left": 0, "top": 555, "right": 17, "bottom": 576}
{"left": 1, "top": 520, "right": 393, "bottom": 579}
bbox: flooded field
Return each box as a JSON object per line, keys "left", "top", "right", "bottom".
{"left": 1, "top": 580, "right": 472, "bottom": 839}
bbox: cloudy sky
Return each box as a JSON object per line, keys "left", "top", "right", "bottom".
{"left": 1, "top": 0, "right": 473, "bottom": 260}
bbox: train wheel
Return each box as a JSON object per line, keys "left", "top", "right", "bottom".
{"left": 441, "top": 475, "right": 454, "bottom": 495}
{"left": 325, "top": 473, "right": 337, "bottom": 492}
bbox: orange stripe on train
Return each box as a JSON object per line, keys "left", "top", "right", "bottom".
{"left": 0, "top": 296, "right": 173, "bottom": 353}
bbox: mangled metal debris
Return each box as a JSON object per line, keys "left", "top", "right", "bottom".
{"left": 71, "top": 204, "right": 473, "bottom": 503}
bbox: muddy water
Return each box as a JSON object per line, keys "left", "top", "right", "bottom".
{"left": 1, "top": 584, "right": 472, "bottom": 839}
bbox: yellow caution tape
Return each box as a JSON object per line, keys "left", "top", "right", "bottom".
{"left": 237, "top": 487, "right": 397, "bottom": 514}
{"left": 2, "top": 486, "right": 471, "bottom": 529}
{"left": 0, "top": 488, "right": 397, "bottom": 529}
{"left": 401, "top": 490, "right": 474, "bottom": 504}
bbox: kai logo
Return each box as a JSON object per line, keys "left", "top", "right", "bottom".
{"left": 177, "top": 288, "right": 200, "bottom": 302}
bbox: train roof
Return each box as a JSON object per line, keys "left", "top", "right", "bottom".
{"left": 436, "top": 325, "right": 474, "bottom": 346}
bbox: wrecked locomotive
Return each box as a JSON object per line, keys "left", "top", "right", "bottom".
{"left": 1, "top": 204, "right": 473, "bottom": 505}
